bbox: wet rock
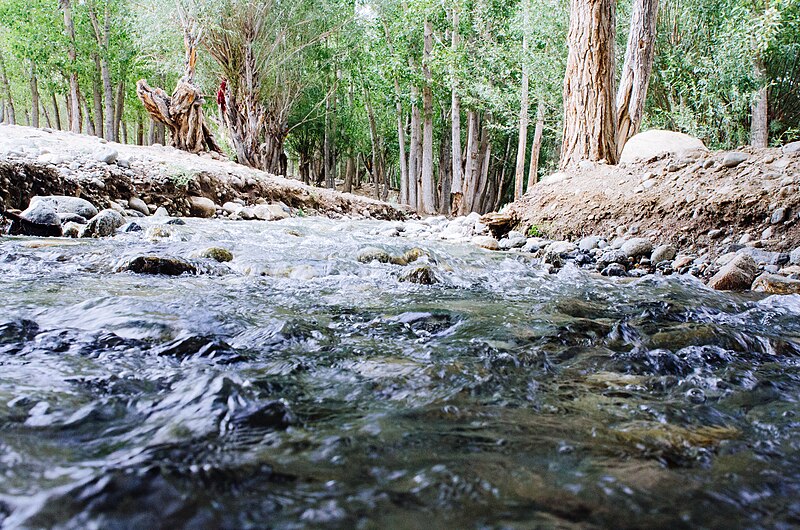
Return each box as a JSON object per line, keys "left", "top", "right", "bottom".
{"left": 20, "top": 201, "right": 60, "bottom": 226}
{"left": 30, "top": 196, "right": 98, "bottom": 219}
{"left": 201, "top": 247, "right": 234, "bottom": 263}
{"left": 153, "top": 206, "right": 170, "bottom": 217}
{"left": 400, "top": 265, "right": 438, "bottom": 285}
{"left": 771, "top": 207, "right": 789, "bottom": 225}
{"left": 390, "top": 248, "right": 425, "bottom": 266}
{"left": 253, "top": 203, "right": 290, "bottom": 221}
{"left": 231, "top": 401, "right": 294, "bottom": 430}
{"left": 498, "top": 235, "right": 527, "bottom": 250}
{"left": 62, "top": 221, "right": 81, "bottom": 238}
{"left": 128, "top": 197, "right": 149, "bottom": 216}
{"left": 189, "top": 196, "right": 217, "bottom": 218}
{"left": 124, "top": 256, "right": 197, "bottom": 276}
{"left": 620, "top": 238, "right": 653, "bottom": 259}
{"left": 166, "top": 218, "right": 186, "bottom": 225}
{"left": 146, "top": 225, "right": 173, "bottom": 239}
{"left": 708, "top": 254, "right": 758, "bottom": 291}
{"left": 752, "top": 273, "right": 800, "bottom": 295}
{"left": 94, "top": 147, "right": 118, "bottom": 164}
{"left": 597, "top": 249, "right": 628, "bottom": 268}
{"left": 357, "top": 247, "right": 392, "bottom": 264}
{"left": 80, "top": 209, "right": 124, "bottom": 237}
{"left": 722, "top": 152, "right": 748, "bottom": 168}
{"left": 651, "top": 244, "right": 677, "bottom": 264}
{"left": 58, "top": 213, "right": 87, "bottom": 225}
{"left": 122, "top": 222, "right": 143, "bottom": 233}
{"left": 472, "top": 236, "right": 499, "bottom": 251}
{"left": 601, "top": 263, "right": 627, "bottom": 277}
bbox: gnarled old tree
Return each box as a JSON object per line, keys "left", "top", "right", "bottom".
{"left": 560, "top": 0, "right": 617, "bottom": 168}
{"left": 136, "top": 11, "right": 221, "bottom": 154}
{"left": 203, "top": 0, "right": 318, "bottom": 176}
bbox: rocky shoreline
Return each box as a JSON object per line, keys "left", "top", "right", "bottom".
{"left": 0, "top": 125, "right": 408, "bottom": 222}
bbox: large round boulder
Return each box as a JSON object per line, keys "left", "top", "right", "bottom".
{"left": 620, "top": 130, "right": 707, "bottom": 164}
{"left": 30, "top": 196, "right": 98, "bottom": 219}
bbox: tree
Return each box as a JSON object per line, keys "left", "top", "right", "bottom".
{"left": 616, "top": 0, "right": 659, "bottom": 155}
{"left": 560, "top": 0, "right": 617, "bottom": 168}
{"left": 514, "top": 0, "right": 530, "bottom": 200}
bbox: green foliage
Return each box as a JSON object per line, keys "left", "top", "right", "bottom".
{"left": 527, "top": 224, "right": 543, "bottom": 238}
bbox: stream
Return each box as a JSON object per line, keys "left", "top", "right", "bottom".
{"left": 1, "top": 217, "right": 799, "bottom": 529}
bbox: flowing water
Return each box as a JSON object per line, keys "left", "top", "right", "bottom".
{"left": 1, "top": 217, "right": 799, "bottom": 529}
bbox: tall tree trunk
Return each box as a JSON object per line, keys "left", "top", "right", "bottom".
{"left": 473, "top": 118, "right": 491, "bottom": 213}
{"left": 560, "top": 0, "right": 618, "bottom": 168}
{"left": 514, "top": 5, "right": 530, "bottom": 200}
{"left": 42, "top": 103, "right": 52, "bottom": 128}
{"left": 495, "top": 136, "right": 515, "bottom": 211}
{"left": 344, "top": 156, "right": 354, "bottom": 194}
{"left": 450, "top": 7, "right": 464, "bottom": 215}
{"left": 148, "top": 118, "right": 156, "bottom": 144}
{"left": 114, "top": 79, "right": 124, "bottom": 141}
{"left": 29, "top": 60, "right": 40, "bottom": 128}
{"left": 420, "top": 20, "right": 436, "bottom": 215}
{"left": 751, "top": 56, "right": 769, "bottom": 148}
{"left": 460, "top": 110, "right": 480, "bottom": 215}
{"left": 324, "top": 88, "right": 333, "bottom": 188}
{"left": 0, "top": 51, "right": 15, "bottom": 125}
{"left": 92, "top": 54, "right": 104, "bottom": 138}
{"left": 364, "top": 86, "right": 383, "bottom": 200}
{"left": 383, "top": 23, "right": 409, "bottom": 205}
{"left": 527, "top": 101, "right": 545, "bottom": 194}
{"left": 615, "top": 0, "right": 659, "bottom": 155}
{"left": 408, "top": 84, "right": 421, "bottom": 211}
{"left": 438, "top": 106, "right": 452, "bottom": 215}
{"left": 0, "top": 100, "right": 4, "bottom": 123}
{"left": 51, "top": 93, "right": 62, "bottom": 130}
{"left": 82, "top": 94, "right": 95, "bottom": 136}
{"left": 60, "top": 0, "right": 81, "bottom": 133}
{"left": 136, "top": 113, "right": 144, "bottom": 145}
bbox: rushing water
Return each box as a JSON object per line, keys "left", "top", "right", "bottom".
{"left": 1, "top": 217, "right": 799, "bottom": 529}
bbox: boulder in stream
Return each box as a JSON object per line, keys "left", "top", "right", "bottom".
{"left": 708, "top": 254, "right": 758, "bottom": 291}
{"left": 124, "top": 256, "right": 197, "bottom": 276}
{"left": 80, "top": 209, "right": 124, "bottom": 238}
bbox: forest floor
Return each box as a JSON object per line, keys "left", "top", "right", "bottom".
{"left": 510, "top": 143, "right": 800, "bottom": 255}
{"left": 0, "top": 124, "right": 409, "bottom": 220}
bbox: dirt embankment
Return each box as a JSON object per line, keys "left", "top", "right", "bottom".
{"left": 0, "top": 124, "right": 409, "bottom": 221}
{"left": 510, "top": 145, "right": 800, "bottom": 254}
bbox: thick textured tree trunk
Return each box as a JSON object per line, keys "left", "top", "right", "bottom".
{"left": 450, "top": 8, "right": 464, "bottom": 215}
{"left": 438, "top": 107, "right": 452, "bottom": 215}
{"left": 60, "top": 0, "right": 81, "bottom": 133}
{"left": 51, "top": 93, "right": 62, "bottom": 130}
{"left": 0, "top": 101, "right": 4, "bottom": 123}
{"left": 408, "top": 85, "right": 421, "bottom": 211}
{"left": 344, "top": 157, "right": 354, "bottom": 194}
{"left": 460, "top": 110, "right": 480, "bottom": 215}
{"left": 0, "top": 51, "right": 16, "bottom": 125}
{"left": 324, "top": 90, "right": 333, "bottom": 188}
{"left": 137, "top": 25, "right": 221, "bottom": 154}
{"left": 136, "top": 113, "right": 144, "bottom": 145}
{"left": 394, "top": 82, "right": 408, "bottom": 204}
{"left": 751, "top": 56, "right": 769, "bottom": 148}
{"left": 92, "top": 55, "right": 104, "bottom": 138}
{"left": 29, "top": 61, "right": 40, "bottom": 128}
{"left": 473, "top": 119, "right": 491, "bottom": 213}
{"left": 527, "top": 101, "right": 544, "bottom": 193}
{"left": 560, "top": 0, "right": 618, "bottom": 168}
{"left": 616, "top": 0, "right": 659, "bottom": 155}
{"left": 420, "top": 20, "right": 436, "bottom": 215}
{"left": 514, "top": 7, "right": 530, "bottom": 200}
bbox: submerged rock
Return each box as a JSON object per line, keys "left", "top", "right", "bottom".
{"left": 708, "top": 253, "right": 758, "bottom": 291}
{"left": 201, "top": 247, "right": 234, "bottom": 263}
{"left": 124, "top": 256, "right": 197, "bottom": 276}
{"left": 400, "top": 265, "right": 438, "bottom": 285}
{"left": 357, "top": 247, "right": 392, "bottom": 264}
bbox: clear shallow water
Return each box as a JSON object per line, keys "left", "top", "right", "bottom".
{"left": 1, "top": 217, "right": 799, "bottom": 529}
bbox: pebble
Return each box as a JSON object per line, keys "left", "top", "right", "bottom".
{"left": 722, "top": 152, "right": 748, "bottom": 168}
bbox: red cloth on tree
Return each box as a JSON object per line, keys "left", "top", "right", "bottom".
{"left": 216, "top": 80, "right": 227, "bottom": 114}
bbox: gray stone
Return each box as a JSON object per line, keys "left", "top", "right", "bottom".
{"left": 189, "top": 196, "right": 217, "bottom": 218}
{"left": 357, "top": 247, "right": 392, "bottom": 264}
{"left": 222, "top": 201, "right": 242, "bottom": 214}
{"left": 739, "top": 247, "right": 783, "bottom": 265}
{"left": 128, "top": 197, "right": 149, "bottom": 216}
{"left": 597, "top": 249, "right": 628, "bottom": 268}
{"left": 30, "top": 196, "right": 98, "bottom": 219}
{"left": 20, "top": 201, "right": 59, "bottom": 226}
{"left": 601, "top": 263, "right": 627, "bottom": 277}
{"left": 62, "top": 221, "right": 81, "bottom": 238}
{"left": 122, "top": 222, "right": 143, "bottom": 233}
{"left": 80, "top": 209, "right": 124, "bottom": 238}
{"left": 790, "top": 248, "right": 800, "bottom": 265}
{"left": 94, "top": 147, "right": 118, "bottom": 164}
{"left": 708, "top": 229, "right": 726, "bottom": 240}
{"left": 651, "top": 244, "right": 677, "bottom": 264}
{"left": 253, "top": 203, "right": 290, "bottom": 221}
{"left": 57, "top": 213, "right": 87, "bottom": 225}
{"left": 619, "top": 130, "right": 707, "bottom": 164}
{"left": 771, "top": 207, "right": 789, "bottom": 225}
{"left": 153, "top": 206, "right": 170, "bottom": 217}
{"left": 620, "top": 238, "right": 653, "bottom": 258}
{"left": 782, "top": 141, "right": 800, "bottom": 155}
{"left": 722, "top": 152, "right": 748, "bottom": 168}
{"left": 578, "top": 235, "right": 603, "bottom": 251}
{"left": 545, "top": 241, "right": 577, "bottom": 255}
{"left": 708, "top": 254, "right": 759, "bottom": 291}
